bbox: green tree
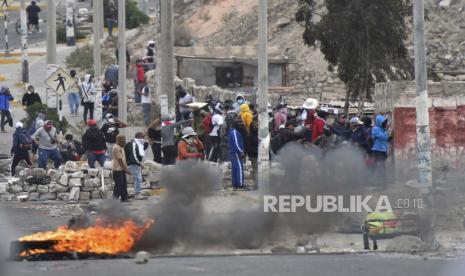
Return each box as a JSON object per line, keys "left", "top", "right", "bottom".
{"left": 296, "top": 0, "right": 413, "bottom": 114}
{"left": 104, "top": 0, "right": 149, "bottom": 29}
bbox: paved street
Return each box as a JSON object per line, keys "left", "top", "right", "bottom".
{"left": 2, "top": 254, "right": 463, "bottom": 276}
{"left": 0, "top": 0, "right": 91, "bottom": 51}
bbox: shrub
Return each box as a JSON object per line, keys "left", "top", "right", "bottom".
{"left": 23, "top": 103, "right": 69, "bottom": 133}
{"left": 65, "top": 45, "right": 115, "bottom": 73}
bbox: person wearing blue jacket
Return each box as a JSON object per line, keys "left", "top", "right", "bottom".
{"left": 371, "top": 114, "right": 391, "bottom": 185}
{"left": 0, "top": 86, "right": 14, "bottom": 132}
{"left": 228, "top": 119, "right": 246, "bottom": 190}
{"left": 11, "top": 122, "right": 33, "bottom": 176}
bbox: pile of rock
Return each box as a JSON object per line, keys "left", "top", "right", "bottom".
{"left": 0, "top": 160, "right": 163, "bottom": 202}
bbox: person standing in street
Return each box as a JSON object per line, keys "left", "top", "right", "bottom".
{"left": 144, "top": 40, "right": 156, "bottom": 70}
{"left": 82, "top": 119, "right": 107, "bottom": 168}
{"left": 132, "top": 59, "right": 146, "bottom": 104}
{"left": 175, "top": 86, "right": 193, "bottom": 121}
{"left": 33, "top": 120, "right": 62, "bottom": 169}
{"left": 104, "top": 64, "right": 119, "bottom": 88}
{"left": 240, "top": 103, "right": 253, "bottom": 134}
{"left": 177, "top": 127, "right": 204, "bottom": 161}
{"left": 141, "top": 84, "right": 151, "bottom": 125}
{"left": 104, "top": 0, "right": 117, "bottom": 37}
{"left": 0, "top": 86, "right": 14, "bottom": 132}
{"left": 207, "top": 102, "right": 224, "bottom": 163}
{"left": 68, "top": 70, "right": 81, "bottom": 116}
{"left": 160, "top": 116, "right": 191, "bottom": 165}
{"left": 147, "top": 119, "right": 162, "bottom": 164}
{"left": 80, "top": 74, "right": 96, "bottom": 122}
{"left": 11, "top": 122, "right": 33, "bottom": 176}
{"left": 101, "top": 114, "right": 127, "bottom": 160}
{"left": 112, "top": 134, "right": 131, "bottom": 202}
{"left": 21, "top": 85, "right": 42, "bottom": 107}
{"left": 26, "top": 1, "right": 41, "bottom": 33}
{"left": 125, "top": 132, "right": 148, "bottom": 200}
{"left": 371, "top": 114, "right": 392, "bottom": 186}
{"left": 229, "top": 119, "right": 246, "bottom": 190}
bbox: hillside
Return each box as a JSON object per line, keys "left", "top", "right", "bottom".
{"left": 177, "top": 0, "right": 464, "bottom": 71}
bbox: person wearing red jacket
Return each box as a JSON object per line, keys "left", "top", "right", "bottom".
{"left": 133, "top": 59, "right": 146, "bottom": 103}
{"left": 177, "top": 127, "right": 204, "bottom": 161}
{"left": 311, "top": 112, "right": 326, "bottom": 144}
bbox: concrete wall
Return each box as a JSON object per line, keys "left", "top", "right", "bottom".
{"left": 178, "top": 59, "right": 283, "bottom": 87}
{"left": 374, "top": 81, "right": 465, "bottom": 168}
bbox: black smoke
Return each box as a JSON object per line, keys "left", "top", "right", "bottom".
{"left": 136, "top": 143, "right": 372, "bottom": 252}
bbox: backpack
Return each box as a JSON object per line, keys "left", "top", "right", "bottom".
{"left": 102, "top": 94, "right": 111, "bottom": 106}
{"left": 19, "top": 132, "right": 33, "bottom": 150}
{"left": 202, "top": 113, "right": 213, "bottom": 134}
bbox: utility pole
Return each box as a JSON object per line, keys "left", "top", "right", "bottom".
{"left": 3, "top": 1, "right": 9, "bottom": 56}
{"left": 160, "top": 0, "right": 174, "bottom": 116}
{"left": 66, "top": 0, "right": 76, "bottom": 46}
{"left": 99, "top": 0, "right": 104, "bottom": 39}
{"left": 20, "top": 0, "right": 28, "bottom": 83}
{"left": 413, "top": 0, "right": 435, "bottom": 249}
{"left": 47, "top": 0, "right": 57, "bottom": 108}
{"left": 118, "top": 0, "right": 127, "bottom": 128}
{"left": 257, "top": 0, "right": 269, "bottom": 191}
{"left": 92, "top": 0, "right": 101, "bottom": 76}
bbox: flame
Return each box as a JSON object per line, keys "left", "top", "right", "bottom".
{"left": 19, "top": 219, "right": 154, "bottom": 256}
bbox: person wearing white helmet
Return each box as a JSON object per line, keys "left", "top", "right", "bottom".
{"left": 11, "top": 122, "right": 33, "bottom": 176}
{"left": 177, "top": 127, "right": 204, "bottom": 161}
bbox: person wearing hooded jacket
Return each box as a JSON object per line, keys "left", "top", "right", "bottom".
{"left": 232, "top": 94, "right": 248, "bottom": 114}
{"left": 177, "top": 127, "right": 204, "bottom": 161}
{"left": 0, "top": 86, "right": 14, "bottom": 132}
{"left": 22, "top": 85, "right": 42, "bottom": 107}
{"left": 82, "top": 119, "right": 107, "bottom": 168}
{"left": 207, "top": 102, "right": 224, "bottom": 163}
{"left": 11, "top": 122, "right": 33, "bottom": 176}
{"left": 80, "top": 74, "right": 96, "bottom": 122}
{"left": 371, "top": 114, "right": 391, "bottom": 185}
{"left": 101, "top": 113, "right": 127, "bottom": 160}
{"left": 229, "top": 118, "right": 246, "bottom": 190}
{"left": 240, "top": 103, "right": 253, "bottom": 134}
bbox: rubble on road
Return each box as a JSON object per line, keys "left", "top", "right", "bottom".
{"left": 0, "top": 160, "right": 162, "bottom": 202}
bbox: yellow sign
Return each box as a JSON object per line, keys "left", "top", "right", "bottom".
{"left": 45, "top": 67, "right": 75, "bottom": 96}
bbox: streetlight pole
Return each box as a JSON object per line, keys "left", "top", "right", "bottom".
{"left": 118, "top": 0, "right": 127, "bottom": 129}
{"left": 20, "top": 0, "right": 28, "bottom": 83}
{"left": 92, "top": 0, "right": 101, "bottom": 76}
{"left": 47, "top": 0, "right": 57, "bottom": 108}
{"left": 66, "top": 0, "right": 76, "bottom": 46}
{"left": 413, "top": 0, "right": 435, "bottom": 249}
{"left": 257, "top": 0, "right": 269, "bottom": 191}
{"left": 160, "top": 0, "right": 174, "bottom": 116}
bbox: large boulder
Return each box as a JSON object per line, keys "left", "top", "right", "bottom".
{"left": 39, "top": 193, "right": 57, "bottom": 201}
{"left": 29, "top": 192, "right": 40, "bottom": 201}
{"left": 58, "top": 174, "right": 69, "bottom": 186}
{"left": 47, "top": 169, "right": 62, "bottom": 182}
{"left": 68, "top": 187, "right": 80, "bottom": 201}
{"left": 32, "top": 168, "right": 47, "bottom": 177}
{"left": 65, "top": 161, "right": 77, "bottom": 172}
{"left": 37, "top": 185, "right": 49, "bottom": 194}
{"left": 69, "top": 178, "right": 82, "bottom": 187}
{"left": 23, "top": 184, "right": 38, "bottom": 193}
{"left": 8, "top": 185, "right": 22, "bottom": 194}
{"left": 49, "top": 183, "right": 68, "bottom": 193}
{"left": 79, "top": 192, "right": 91, "bottom": 201}
{"left": 0, "top": 182, "right": 9, "bottom": 194}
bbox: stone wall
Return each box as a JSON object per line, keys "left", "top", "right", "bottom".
{"left": 0, "top": 160, "right": 162, "bottom": 202}
{"left": 374, "top": 80, "right": 465, "bottom": 169}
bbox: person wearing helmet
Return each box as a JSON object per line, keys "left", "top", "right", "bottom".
{"left": 177, "top": 127, "right": 204, "bottom": 161}
{"left": 33, "top": 120, "right": 62, "bottom": 169}
{"left": 11, "top": 122, "right": 33, "bottom": 176}
{"left": 21, "top": 85, "right": 42, "bottom": 107}
{"left": 101, "top": 113, "right": 127, "bottom": 160}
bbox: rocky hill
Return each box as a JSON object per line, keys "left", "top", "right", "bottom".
{"left": 143, "top": 0, "right": 465, "bottom": 102}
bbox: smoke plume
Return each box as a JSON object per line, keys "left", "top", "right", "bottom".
{"left": 137, "top": 143, "right": 374, "bottom": 252}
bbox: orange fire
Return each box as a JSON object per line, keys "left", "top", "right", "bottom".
{"left": 19, "top": 219, "right": 154, "bottom": 256}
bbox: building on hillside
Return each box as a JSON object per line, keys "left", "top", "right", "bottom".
{"left": 174, "top": 46, "right": 292, "bottom": 94}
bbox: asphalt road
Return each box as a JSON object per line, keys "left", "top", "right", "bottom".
{"left": 0, "top": 0, "right": 90, "bottom": 50}
{"left": 2, "top": 254, "right": 464, "bottom": 276}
